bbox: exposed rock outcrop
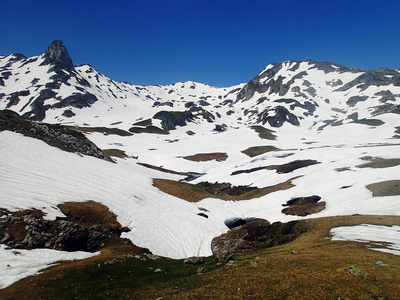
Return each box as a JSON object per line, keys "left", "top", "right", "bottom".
{"left": 282, "top": 195, "right": 326, "bottom": 216}
{"left": 211, "top": 220, "right": 306, "bottom": 255}
{"left": 0, "top": 110, "right": 113, "bottom": 162}
{"left": 41, "top": 40, "right": 74, "bottom": 71}
{"left": 153, "top": 110, "right": 194, "bottom": 131}
{"left": 0, "top": 201, "right": 148, "bottom": 254}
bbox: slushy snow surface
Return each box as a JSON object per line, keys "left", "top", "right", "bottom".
{"left": 330, "top": 224, "right": 400, "bottom": 256}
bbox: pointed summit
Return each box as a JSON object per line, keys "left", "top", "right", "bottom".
{"left": 42, "top": 40, "right": 74, "bottom": 71}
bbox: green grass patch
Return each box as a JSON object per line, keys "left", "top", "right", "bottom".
{"left": 5, "top": 254, "right": 223, "bottom": 299}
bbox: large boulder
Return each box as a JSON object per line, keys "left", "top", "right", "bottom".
{"left": 211, "top": 220, "right": 306, "bottom": 255}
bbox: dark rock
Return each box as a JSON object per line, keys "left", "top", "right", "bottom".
{"left": 282, "top": 195, "right": 325, "bottom": 216}
{"left": 211, "top": 220, "right": 306, "bottom": 255}
{"left": 308, "top": 59, "right": 361, "bottom": 74}
{"left": 346, "top": 96, "right": 369, "bottom": 107}
{"left": 215, "top": 251, "right": 233, "bottom": 263}
{"left": 214, "top": 124, "right": 226, "bottom": 132}
{"left": 347, "top": 266, "right": 368, "bottom": 276}
{"left": 6, "top": 90, "right": 30, "bottom": 109}
{"left": 283, "top": 195, "right": 321, "bottom": 206}
{"left": 224, "top": 217, "right": 269, "bottom": 229}
{"left": 0, "top": 110, "right": 113, "bottom": 162}
{"left": 274, "top": 98, "right": 317, "bottom": 115}
{"left": 257, "top": 106, "right": 300, "bottom": 127}
{"left": 0, "top": 233, "right": 11, "bottom": 244}
{"left": 0, "top": 208, "right": 115, "bottom": 252}
{"left": 153, "top": 101, "right": 173, "bottom": 107}
{"left": 375, "top": 90, "right": 396, "bottom": 103}
{"left": 41, "top": 40, "right": 74, "bottom": 71}
{"left": 197, "top": 266, "right": 208, "bottom": 273}
{"left": 336, "top": 68, "right": 400, "bottom": 92}
{"left": 183, "top": 256, "right": 205, "bottom": 265}
{"left": 62, "top": 109, "right": 76, "bottom": 118}
{"left": 199, "top": 100, "right": 210, "bottom": 106}
{"left": 185, "top": 101, "right": 195, "bottom": 108}
{"left": 52, "top": 93, "right": 98, "bottom": 109}
{"left": 153, "top": 110, "right": 194, "bottom": 131}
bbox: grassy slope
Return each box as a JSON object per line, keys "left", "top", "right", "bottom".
{"left": 3, "top": 215, "right": 400, "bottom": 299}
{"left": 153, "top": 178, "right": 296, "bottom": 202}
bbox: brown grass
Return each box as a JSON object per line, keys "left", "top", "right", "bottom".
{"left": 366, "top": 180, "right": 400, "bottom": 197}
{"left": 153, "top": 178, "right": 296, "bottom": 202}
{"left": 103, "top": 148, "right": 128, "bottom": 158}
{"left": 231, "top": 160, "right": 319, "bottom": 176}
{"left": 58, "top": 200, "right": 123, "bottom": 231}
{"left": 282, "top": 201, "right": 326, "bottom": 216}
{"left": 69, "top": 126, "right": 132, "bottom": 136}
{"left": 183, "top": 152, "right": 228, "bottom": 162}
{"left": 128, "top": 125, "right": 169, "bottom": 135}
{"left": 251, "top": 125, "right": 277, "bottom": 140}
{"left": 154, "top": 215, "right": 400, "bottom": 299}
{"left": 137, "top": 162, "right": 189, "bottom": 176}
{"left": 241, "top": 145, "right": 280, "bottom": 157}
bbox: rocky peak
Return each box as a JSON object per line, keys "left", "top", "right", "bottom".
{"left": 42, "top": 40, "right": 74, "bottom": 71}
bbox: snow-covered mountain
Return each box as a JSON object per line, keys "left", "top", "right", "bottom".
{"left": 1, "top": 41, "right": 400, "bottom": 287}
{"left": 2, "top": 40, "right": 399, "bottom": 132}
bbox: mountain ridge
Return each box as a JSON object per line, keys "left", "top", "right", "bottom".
{"left": 1, "top": 40, "right": 400, "bottom": 132}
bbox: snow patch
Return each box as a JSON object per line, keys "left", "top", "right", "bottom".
{"left": 330, "top": 224, "right": 400, "bottom": 256}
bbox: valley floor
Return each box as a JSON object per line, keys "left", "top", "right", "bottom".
{"left": 2, "top": 215, "right": 400, "bottom": 299}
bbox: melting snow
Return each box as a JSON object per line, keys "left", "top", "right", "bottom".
{"left": 330, "top": 224, "right": 400, "bottom": 256}
{"left": 0, "top": 244, "right": 98, "bottom": 289}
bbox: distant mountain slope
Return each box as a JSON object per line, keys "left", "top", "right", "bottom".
{"left": 1, "top": 41, "right": 400, "bottom": 133}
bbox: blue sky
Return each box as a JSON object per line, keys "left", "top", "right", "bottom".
{"left": 1, "top": 0, "right": 400, "bottom": 86}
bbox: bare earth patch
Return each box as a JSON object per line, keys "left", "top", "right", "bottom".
{"left": 58, "top": 201, "right": 125, "bottom": 231}
{"left": 137, "top": 162, "right": 189, "bottom": 176}
{"left": 366, "top": 180, "right": 400, "bottom": 197}
{"left": 103, "top": 148, "right": 128, "bottom": 158}
{"left": 232, "top": 159, "right": 319, "bottom": 175}
{"left": 70, "top": 126, "right": 132, "bottom": 136}
{"left": 128, "top": 125, "right": 169, "bottom": 135}
{"left": 241, "top": 145, "right": 280, "bottom": 157}
{"left": 183, "top": 152, "right": 228, "bottom": 162}
{"left": 282, "top": 202, "right": 326, "bottom": 216}
{"left": 356, "top": 158, "right": 400, "bottom": 168}
{"left": 152, "top": 178, "right": 296, "bottom": 202}
{"left": 250, "top": 125, "right": 277, "bottom": 140}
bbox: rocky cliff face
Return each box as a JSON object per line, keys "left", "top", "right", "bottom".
{"left": 41, "top": 40, "right": 74, "bottom": 71}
